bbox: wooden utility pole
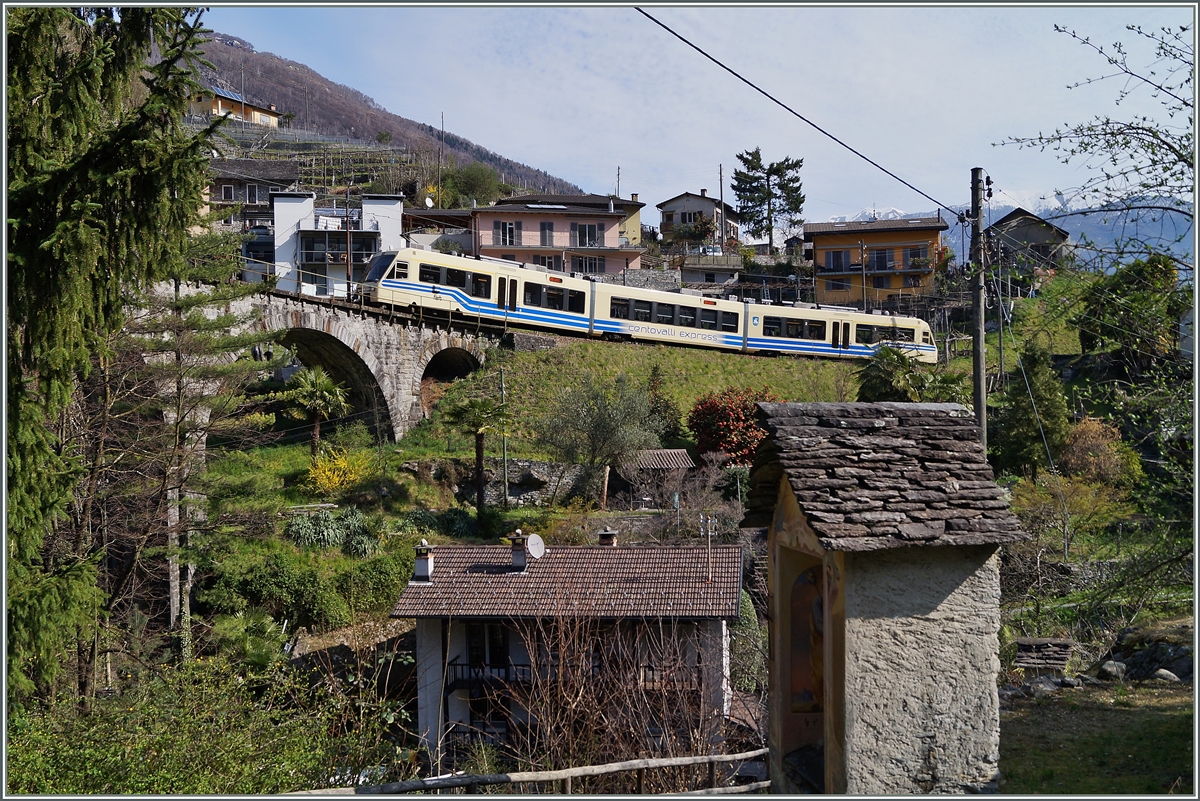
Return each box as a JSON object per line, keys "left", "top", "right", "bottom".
{"left": 971, "top": 167, "right": 987, "bottom": 449}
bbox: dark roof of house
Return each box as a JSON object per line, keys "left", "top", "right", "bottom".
{"left": 985, "top": 207, "right": 1070, "bottom": 240}
{"left": 633, "top": 449, "right": 697, "bottom": 470}
{"left": 802, "top": 217, "right": 948, "bottom": 239}
{"left": 390, "top": 544, "right": 742, "bottom": 620}
{"left": 210, "top": 158, "right": 300, "bottom": 185}
{"left": 508, "top": 192, "right": 646, "bottom": 210}
{"left": 657, "top": 192, "right": 740, "bottom": 220}
{"left": 742, "top": 402, "right": 1028, "bottom": 552}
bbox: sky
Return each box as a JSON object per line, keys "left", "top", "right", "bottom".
{"left": 199, "top": 3, "right": 1194, "bottom": 239}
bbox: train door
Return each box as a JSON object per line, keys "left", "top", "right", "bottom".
{"left": 830, "top": 319, "right": 852, "bottom": 354}
{"left": 497, "top": 276, "right": 518, "bottom": 317}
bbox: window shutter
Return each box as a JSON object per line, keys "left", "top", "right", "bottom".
{"left": 599, "top": 256, "right": 606, "bottom": 272}
{"left": 597, "top": 223, "right": 604, "bottom": 245}
{"left": 493, "top": 220, "right": 501, "bottom": 246}
{"left": 570, "top": 222, "right": 578, "bottom": 247}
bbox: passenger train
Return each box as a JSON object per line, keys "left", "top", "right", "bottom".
{"left": 360, "top": 248, "right": 937, "bottom": 363}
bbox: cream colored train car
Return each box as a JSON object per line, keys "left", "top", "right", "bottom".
{"left": 361, "top": 249, "right": 937, "bottom": 363}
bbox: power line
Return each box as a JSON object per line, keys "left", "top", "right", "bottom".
{"left": 635, "top": 7, "right": 959, "bottom": 216}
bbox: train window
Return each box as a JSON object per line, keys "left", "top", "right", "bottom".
{"left": 471, "top": 274, "right": 491, "bottom": 299}
{"left": 887, "top": 327, "right": 916, "bottom": 342}
{"left": 678, "top": 306, "right": 697, "bottom": 327}
{"left": 365, "top": 253, "right": 394, "bottom": 282}
{"left": 699, "top": 309, "right": 718, "bottom": 330}
{"left": 803, "top": 320, "right": 826, "bottom": 340}
{"left": 855, "top": 325, "right": 876, "bottom": 345}
{"left": 419, "top": 264, "right": 441, "bottom": 284}
{"left": 610, "top": 298, "right": 630, "bottom": 319}
{"left": 655, "top": 304, "right": 675, "bottom": 325}
{"left": 922, "top": 331, "right": 932, "bottom": 345}
{"left": 720, "top": 311, "right": 739, "bottom": 333}
{"left": 545, "top": 287, "right": 565, "bottom": 310}
{"left": 633, "top": 300, "right": 652, "bottom": 322}
{"left": 524, "top": 282, "right": 544, "bottom": 307}
{"left": 763, "top": 316, "right": 783, "bottom": 337}
{"left": 568, "top": 289, "right": 586, "bottom": 314}
{"left": 394, "top": 261, "right": 409, "bottom": 279}
{"left": 446, "top": 268, "right": 469, "bottom": 289}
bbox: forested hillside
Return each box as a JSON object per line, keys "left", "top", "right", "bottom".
{"left": 197, "top": 32, "right": 583, "bottom": 195}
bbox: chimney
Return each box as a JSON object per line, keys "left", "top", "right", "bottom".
{"left": 609, "top": 198, "right": 614, "bottom": 213}
{"left": 509, "top": 529, "right": 529, "bottom": 571}
{"left": 631, "top": 193, "right": 638, "bottom": 203}
{"left": 598, "top": 526, "right": 618, "bottom": 547}
{"left": 413, "top": 539, "right": 434, "bottom": 582}
{"left": 700, "top": 189, "right": 708, "bottom": 198}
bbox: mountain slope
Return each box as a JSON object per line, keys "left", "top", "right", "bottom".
{"left": 197, "top": 32, "right": 583, "bottom": 195}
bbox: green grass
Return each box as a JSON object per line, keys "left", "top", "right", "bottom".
{"left": 1000, "top": 683, "right": 1193, "bottom": 794}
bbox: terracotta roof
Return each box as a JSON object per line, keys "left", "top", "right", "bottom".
{"left": 742, "top": 402, "right": 1028, "bottom": 552}
{"left": 802, "top": 217, "right": 948, "bottom": 238}
{"left": 390, "top": 544, "right": 742, "bottom": 620}
{"left": 633, "top": 449, "right": 696, "bottom": 470}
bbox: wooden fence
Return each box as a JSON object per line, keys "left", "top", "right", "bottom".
{"left": 291, "top": 746, "right": 770, "bottom": 795}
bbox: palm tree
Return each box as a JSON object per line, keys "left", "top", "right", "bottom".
{"left": 857, "top": 346, "right": 968, "bottom": 404}
{"left": 283, "top": 367, "right": 351, "bottom": 458}
{"left": 442, "top": 397, "right": 509, "bottom": 528}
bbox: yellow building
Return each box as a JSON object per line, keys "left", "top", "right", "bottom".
{"left": 804, "top": 216, "right": 948, "bottom": 308}
{"left": 189, "top": 86, "right": 280, "bottom": 128}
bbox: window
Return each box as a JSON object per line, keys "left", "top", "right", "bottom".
{"left": 533, "top": 255, "right": 562, "bottom": 270}
{"left": 763, "top": 316, "right": 783, "bottom": 337}
{"left": 826, "top": 278, "right": 849, "bottom": 291}
{"left": 678, "top": 306, "right": 697, "bottom": 327}
{"left": 524, "top": 282, "right": 544, "bottom": 306}
{"left": 857, "top": 325, "right": 916, "bottom": 345}
{"left": 855, "top": 325, "right": 877, "bottom": 345}
{"left": 545, "top": 287, "right": 564, "bottom": 310}
{"left": 655, "top": 304, "right": 675, "bottom": 325}
{"left": 365, "top": 253, "right": 394, "bottom": 282}
{"left": 704, "top": 273, "right": 716, "bottom": 283}
{"left": 571, "top": 222, "right": 602, "bottom": 247}
{"left": 471, "top": 274, "right": 491, "bottom": 298}
{"left": 904, "top": 274, "right": 923, "bottom": 288}
{"left": 824, "top": 250, "right": 851, "bottom": 271}
{"left": 680, "top": 211, "right": 700, "bottom": 225}
{"left": 467, "top": 624, "right": 509, "bottom": 668}
{"left": 786, "top": 319, "right": 826, "bottom": 340}
{"left": 662, "top": 212, "right": 674, "bottom": 224}
{"left": 905, "top": 246, "right": 928, "bottom": 265}
{"left": 445, "top": 268, "right": 468, "bottom": 288}
{"left": 540, "top": 221, "right": 555, "bottom": 247}
{"left": 872, "top": 275, "right": 889, "bottom": 289}
{"left": 870, "top": 248, "right": 894, "bottom": 271}
{"left": 221, "top": 184, "right": 234, "bottom": 201}
{"left": 699, "top": 309, "right": 718, "bottom": 330}
{"left": 245, "top": 184, "right": 259, "bottom": 204}
{"left": 394, "top": 261, "right": 409, "bottom": 279}
{"left": 568, "top": 289, "right": 586, "bottom": 314}
{"left": 419, "top": 263, "right": 441, "bottom": 284}
{"left": 493, "top": 220, "right": 521, "bottom": 246}
{"left": 633, "top": 300, "right": 652, "bottom": 321}
{"left": 572, "top": 255, "right": 604, "bottom": 274}
{"left": 720, "top": 311, "right": 739, "bottom": 333}
{"left": 610, "top": 298, "right": 630, "bottom": 319}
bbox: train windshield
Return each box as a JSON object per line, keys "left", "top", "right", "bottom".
{"left": 365, "top": 253, "right": 396, "bottom": 282}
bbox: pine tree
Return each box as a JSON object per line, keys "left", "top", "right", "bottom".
{"left": 989, "top": 343, "right": 1072, "bottom": 478}
{"left": 731, "top": 147, "right": 805, "bottom": 254}
{"left": 6, "top": 8, "right": 222, "bottom": 699}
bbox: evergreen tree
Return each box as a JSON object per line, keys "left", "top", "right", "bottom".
{"left": 6, "top": 8, "right": 220, "bottom": 700}
{"left": 989, "top": 343, "right": 1072, "bottom": 478}
{"left": 281, "top": 367, "right": 352, "bottom": 458}
{"left": 731, "top": 147, "right": 805, "bottom": 254}
{"left": 645, "top": 365, "right": 683, "bottom": 441}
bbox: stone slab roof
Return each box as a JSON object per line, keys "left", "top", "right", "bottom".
{"left": 210, "top": 158, "right": 300, "bottom": 185}
{"left": 633, "top": 449, "right": 697, "bottom": 470}
{"left": 742, "top": 402, "right": 1028, "bottom": 552}
{"left": 390, "top": 545, "right": 741, "bottom": 620}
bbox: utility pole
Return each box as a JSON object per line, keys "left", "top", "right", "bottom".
{"left": 718, "top": 164, "right": 724, "bottom": 248}
{"left": 859, "top": 239, "right": 867, "bottom": 312}
{"left": 616, "top": 165, "right": 620, "bottom": 199}
{"left": 971, "top": 167, "right": 987, "bottom": 449}
{"left": 996, "top": 241, "right": 1005, "bottom": 391}
{"left": 500, "top": 368, "right": 509, "bottom": 511}
{"left": 438, "top": 112, "right": 444, "bottom": 209}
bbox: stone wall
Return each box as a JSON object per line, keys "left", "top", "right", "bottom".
{"left": 840, "top": 544, "right": 1001, "bottom": 794}
{"left": 593, "top": 268, "right": 682, "bottom": 293}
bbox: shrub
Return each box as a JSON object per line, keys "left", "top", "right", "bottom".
{"left": 686, "top": 386, "right": 781, "bottom": 465}
{"left": 307, "top": 447, "right": 373, "bottom": 496}
{"left": 337, "top": 555, "right": 406, "bottom": 615}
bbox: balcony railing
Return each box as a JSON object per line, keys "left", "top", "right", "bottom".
{"left": 447, "top": 662, "right": 533, "bottom": 688}
{"left": 485, "top": 231, "right": 645, "bottom": 250}
{"left": 816, "top": 258, "right": 934, "bottom": 275}
{"left": 299, "top": 250, "right": 376, "bottom": 265}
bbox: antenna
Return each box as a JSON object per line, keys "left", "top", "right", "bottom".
{"left": 527, "top": 533, "right": 545, "bottom": 560}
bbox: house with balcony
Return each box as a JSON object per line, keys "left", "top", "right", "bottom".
{"left": 265, "top": 192, "right": 404, "bottom": 295}
{"left": 803, "top": 216, "right": 949, "bottom": 308}
{"left": 391, "top": 530, "right": 741, "bottom": 768}
{"left": 984, "top": 207, "right": 1074, "bottom": 275}
{"left": 658, "top": 190, "right": 741, "bottom": 249}
{"left": 207, "top": 158, "right": 301, "bottom": 232}
{"left": 508, "top": 193, "right": 646, "bottom": 247}
{"left": 189, "top": 86, "right": 281, "bottom": 127}
{"left": 473, "top": 200, "right": 644, "bottom": 274}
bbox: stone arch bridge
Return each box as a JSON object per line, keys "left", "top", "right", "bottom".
{"left": 251, "top": 293, "right": 502, "bottom": 440}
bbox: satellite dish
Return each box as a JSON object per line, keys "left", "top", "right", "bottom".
{"left": 527, "top": 533, "right": 545, "bottom": 560}
{"left": 425, "top": 196, "right": 434, "bottom": 209}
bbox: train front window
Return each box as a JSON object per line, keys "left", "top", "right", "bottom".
{"left": 763, "top": 316, "right": 782, "bottom": 337}
{"left": 656, "top": 304, "right": 675, "bottom": 325}
{"left": 887, "top": 327, "right": 915, "bottom": 342}
{"left": 568, "top": 290, "right": 586, "bottom": 314}
{"left": 419, "top": 264, "right": 441, "bottom": 284}
{"left": 699, "top": 309, "right": 718, "bottom": 330}
{"left": 471, "top": 274, "right": 491, "bottom": 299}
{"left": 720, "top": 312, "right": 739, "bottom": 333}
{"left": 610, "top": 298, "right": 630, "bottom": 319}
{"left": 922, "top": 331, "right": 932, "bottom": 345}
{"left": 365, "top": 253, "right": 395, "bottom": 282}
{"left": 545, "top": 288, "right": 565, "bottom": 310}
{"left": 524, "top": 283, "right": 544, "bottom": 307}
{"left": 633, "top": 301, "right": 652, "bottom": 322}
{"left": 678, "top": 306, "right": 697, "bottom": 327}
